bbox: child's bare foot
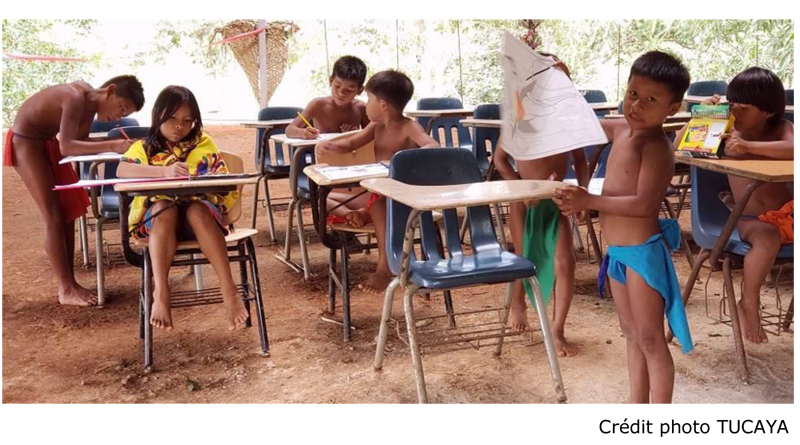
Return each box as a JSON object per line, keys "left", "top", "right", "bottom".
{"left": 150, "top": 298, "right": 173, "bottom": 331}
{"left": 737, "top": 300, "right": 768, "bottom": 343}
{"left": 345, "top": 209, "right": 369, "bottom": 228}
{"left": 509, "top": 297, "right": 529, "bottom": 331}
{"left": 553, "top": 330, "right": 579, "bottom": 357}
{"left": 58, "top": 284, "right": 98, "bottom": 306}
{"left": 223, "top": 292, "right": 249, "bottom": 331}
{"left": 358, "top": 271, "right": 392, "bottom": 294}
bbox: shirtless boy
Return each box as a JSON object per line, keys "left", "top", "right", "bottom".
{"left": 554, "top": 51, "right": 693, "bottom": 403}
{"left": 4, "top": 75, "right": 144, "bottom": 306}
{"left": 317, "top": 69, "right": 438, "bottom": 293}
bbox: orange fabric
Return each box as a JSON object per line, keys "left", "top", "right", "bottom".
{"left": 365, "top": 192, "right": 383, "bottom": 213}
{"left": 758, "top": 200, "right": 793, "bottom": 244}
{"left": 4, "top": 130, "right": 89, "bottom": 222}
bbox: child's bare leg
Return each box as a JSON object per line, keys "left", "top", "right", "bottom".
{"left": 610, "top": 277, "right": 650, "bottom": 403}
{"left": 328, "top": 191, "right": 369, "bottom": 228}
{"left": 147, "top": 201, "right": 179, "bottom": 330}
{"left": 359, "top": 197, "right": 392, "bottom": 293}
{"left": 627, "top": 269, "right": 674, "bottom": 403}
{"left": 12, "top": 137, "right": 96, "bottom": 306}
{"left": 737, "top": 219, "right": 782, "bottom": 343}
{"left": 507, "top": 201, "right": 529, "bottom": 331}
{"left": 552, "top": 215, "right": 578, "bottom": 356}
{"left": 185, "top": 203, "right": 248, "bottom": 330}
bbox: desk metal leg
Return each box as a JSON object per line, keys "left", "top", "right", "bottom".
{"left": 95, "top": 216, "right": 107, "bottom": 306}
{"left": 723, "top": 255, "right": 750, "bottom": 384}
{"left": 79, "top": 215, "right": 90, "bottom": 266}
{"left": 192, "top": 255, "right": 203, "bottom": 290}
{"left": 250, "top": 176, "right": 261, "bottom": 230}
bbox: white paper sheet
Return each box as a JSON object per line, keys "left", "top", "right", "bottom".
{"left": 501, "top": 32, "right": 608, "bottom": 161}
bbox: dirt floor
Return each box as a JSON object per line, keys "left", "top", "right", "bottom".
{"left": 2, "top": 125, "right": 793, "bottom": 403}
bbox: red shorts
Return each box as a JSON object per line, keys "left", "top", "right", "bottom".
{"left": 4, "top": 130, "right": 89, "bottom": 222}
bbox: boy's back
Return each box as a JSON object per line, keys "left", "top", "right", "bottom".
{"left": 372, "top": 117, "right": 432, "bottom": 161}
{"left": 14, "top": 81, "right": 96, "bottom": 140}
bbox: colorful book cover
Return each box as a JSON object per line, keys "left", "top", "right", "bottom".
{"left": 676, "top": 104, "right": 733, "bottom": 158}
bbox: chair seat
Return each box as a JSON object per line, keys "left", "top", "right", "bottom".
{"left": 330, "top": 222, "right": 377, "bottom": 234}
{"left": 408, "top": 248, "right": 535, "bottom": 290}
{"left": 263, "top": 164, "right": 290, "bottom": 176}
{"left": 133, "top": 227, "right": 258, "bottom": 249}
{"left": 101, "top": 208, "right": 120, "bottom": 219}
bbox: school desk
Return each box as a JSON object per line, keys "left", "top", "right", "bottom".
{"left": 267, "top": 131, "right": 359, "bottom": 279}
{"left": 588, "top": 102, "right": 620, "bottom": 112}
{"left": 405, "top": 108, "right": 474, "bottom": 134}
{"left": 602, "top": 111, "right": 692, "bottom": 123}
{"left": 675, "top": 156, "right": 793, "bottom": 382}
{"left": 304, "top": 158, "right": 387, "bottom": 342}
{"left": 684, "top": 94, "right": 729, "bottom": 104}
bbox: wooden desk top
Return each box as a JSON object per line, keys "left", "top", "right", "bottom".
{"left": 360, "top": 178, "right": 565, "bottom": 211}
{"left": 675, "top": 155, "right": 793, "bottom": 183}
{"left": 305, "top": 163, "right": 388, "bottom": 187}
{"left": 405, "top": 108, "right": 474, "bottom": 118}
{"left": 270, "top": 130, "right": 358, "bottom": 148}
{"left": 589, "top": 102, "right": 619, "bottom": 110}
{"left": 603, "top": 111, "right": 692, "bottom": 122}
{"left": 685, "top": 95, "right": 728, "bottom": 104}
{"left": 60, "top": 152, "right": 123, "bottom": 165}
{"left": 89, "top": 132, "right": 108, "bottom": 138}
{"left": 239, "top": 119, "right": 294, "bottom": 129}
{"left": 115, "top": 176, "right": 259, "bottom": 192}
{"left": 787, "top": 105, "right": 795, "bottom": 113}
{"left": 459, "top": 118, "right": 502, "bottom": 128}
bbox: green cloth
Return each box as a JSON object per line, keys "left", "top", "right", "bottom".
{"left": 522, "top": 199, "right": 560, "bottom": 308}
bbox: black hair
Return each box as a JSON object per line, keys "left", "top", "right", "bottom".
{"left": 727, "top": 67, "right": 786, "bottom": 126}
{"left": 101, "top": 75, "right": 145, "bottom": 110}
{"left": 144, "top": 85, "right": 203, "bottom": 157}
{"left": 629, "top": 51, "right": 690, "bottom": 103}
{"left": 330, "top": 55, "right": 368, "bottom": 86}
{"left": 365, "top": 70, "right": 414, "bottom": 112}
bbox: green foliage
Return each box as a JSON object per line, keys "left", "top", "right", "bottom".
{"left": 2, "top": 19, "right": 97, "bottom": 126}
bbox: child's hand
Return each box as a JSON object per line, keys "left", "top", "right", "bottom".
{"left": 721, "top": 133, "right": 749, "bottom": 156}
{"left": 701, "top": 94, "right": 722, "bottom": 105}
{"left": 164, "top": 162, "right": 189, "bottom": 177}
{"left": 340, "top": 123, "right": 360, "bottom": 132}
{"left": 316, "top": 141, "right": 336, "bottom": 154}
{"left": 552, "top": 186, "right": 590, "bottom": 216}
{"left": 302, "top": 126, "right": 320, "bottom": 139}
{"left": 113, "top": 139, "right": 134, "bottom": 154}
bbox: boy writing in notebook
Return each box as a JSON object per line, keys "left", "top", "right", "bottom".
{"left": 675, "top": 67, "right": 793, "bottom": 344}
{"left": 285, "top": 55, "right": 370, "bottom": 139}
{"left": 493, "top": 53, "right": 589, "bottom": 357}
{"left": 3, "top": 75, "right": 145, "bottom": 306}
{"left": 554, "top": 51, "right": 693, "bottom": 403}
{"left": 317, "top": 69, "right": 438, "bottom": 293}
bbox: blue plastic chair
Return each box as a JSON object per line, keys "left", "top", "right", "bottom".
{"left": 252, "top": 107, "right": 303, "bottom": 238}
{"left": 785, "top": 90, "right": 794, "bottom": 124}
{"left": 416, "top": 97, "right": 472, "bottom": 149}
{"left": 90, "top": 117, "right": 140, "bottom": 134}
{"left": 688, "top": 166, "right": 793, "bottom": 380}
{"left": 470, "top": 104, "right": 500, "bottom": 179}
{"left": 373, "top": 148, "right": 566, "bottom": 403}
{"left": 581, "top": 89, "right": 610, "bottom": 118}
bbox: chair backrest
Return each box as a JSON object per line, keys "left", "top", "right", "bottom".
{"left": 690, "top": 166, "right": 732, "bottom": 250}
{"left": 581, "top": 89, "right": 610, "bottom": 117}
{"left": 219, "top": 150, "right": 244, "bottom": 225}
{"left": 386, "top": 148, "right": 496, "bottom": 274}
{"left": 91, "top": 117, "right": 140, "bottom": 133}
{"left": 687, "top": 80, "right": 728, "bottom": 97}
{"left": 100, "top": 126, "right": 151, "bottom": 212}
{"left": 786, "top": 89, "right": 794, "bottom": 106}
{"left": 471, "top": 104, "right": 500, "bottom": 174}
{"left": 416, "top": 97, "right": 471, "bottom": 148}
{"left": 256, "top": 106, "right": 303, "bottom": 168}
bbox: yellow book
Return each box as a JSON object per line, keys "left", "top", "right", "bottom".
{"left": 676, "top": 105, "right": 733, "bottom": 158}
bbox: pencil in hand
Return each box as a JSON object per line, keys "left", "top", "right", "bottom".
{"left": 297, "top": 112, "right": 320, "bottom": 139}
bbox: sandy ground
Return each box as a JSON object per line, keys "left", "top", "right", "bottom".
{"left": 1, "top": 125, "right": 793, "bottom": 403}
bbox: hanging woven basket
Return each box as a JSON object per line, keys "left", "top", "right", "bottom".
{"left": 214, "top": 19, "right": 298, "bottom": 104}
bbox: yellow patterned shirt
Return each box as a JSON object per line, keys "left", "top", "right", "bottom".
{"left": 121, "top": 131, "right": 239, "bottom": 237}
